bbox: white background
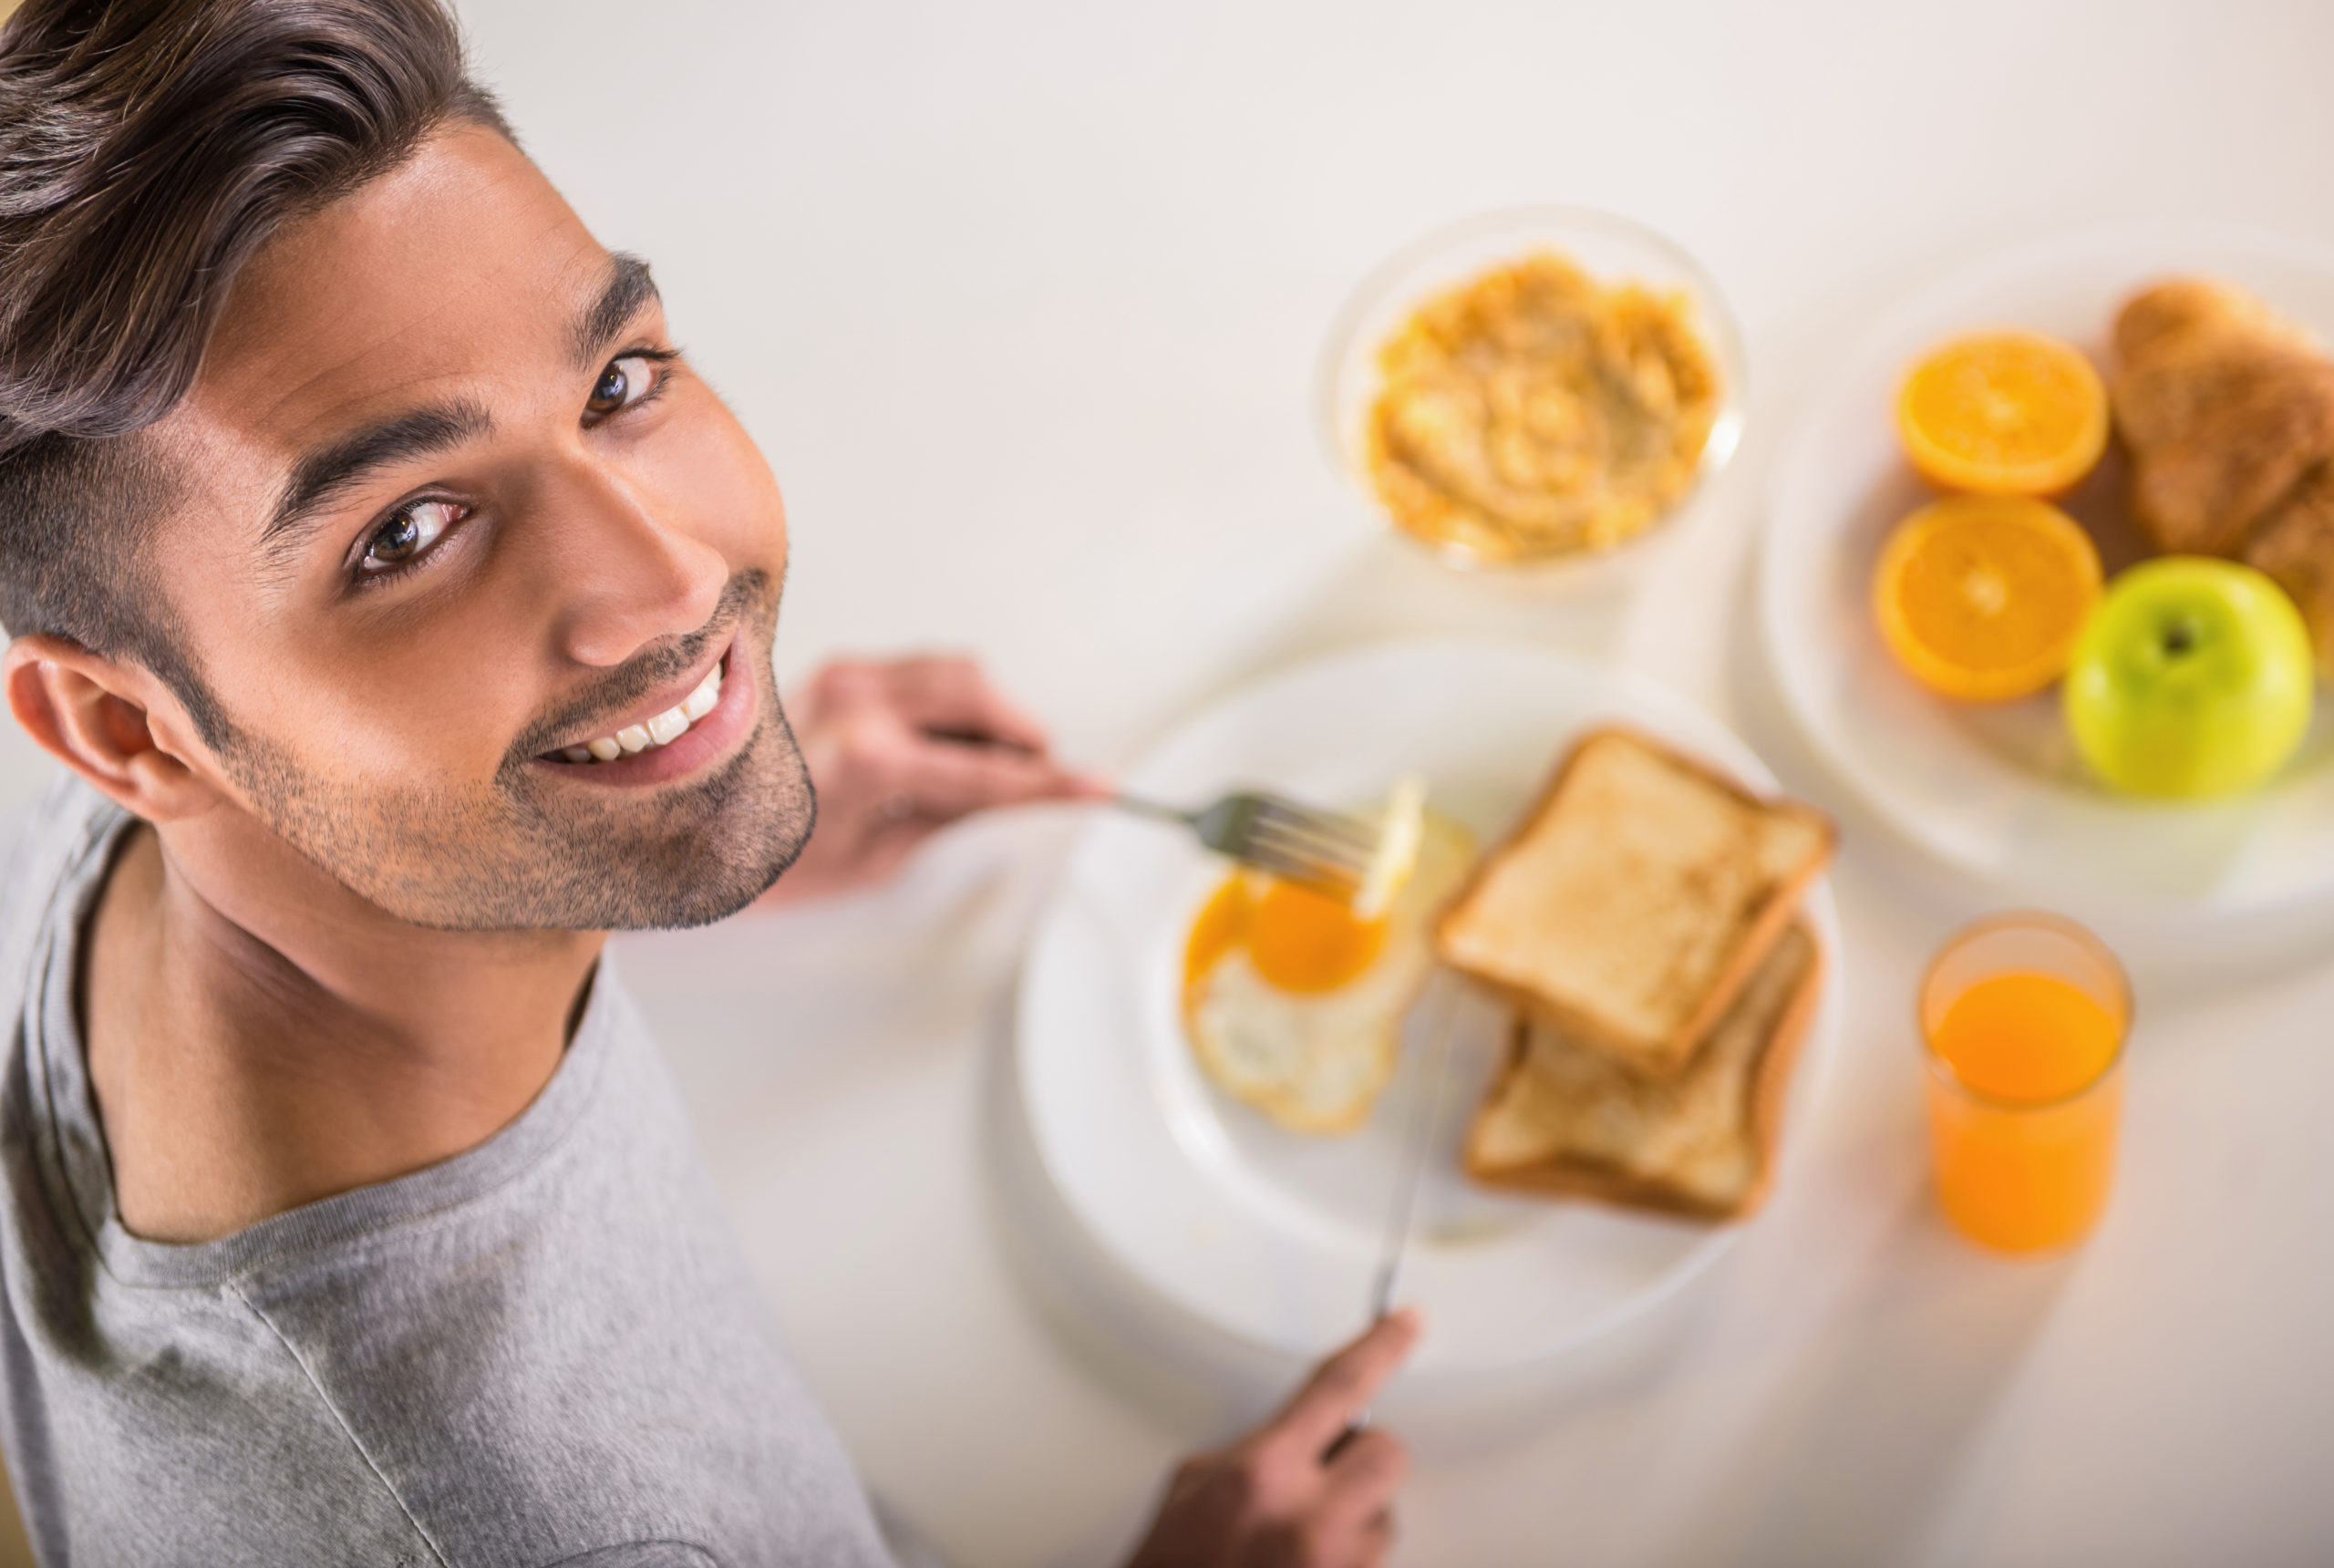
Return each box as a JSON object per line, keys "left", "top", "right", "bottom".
{"left": 5, "top": 1, "right": 2334, "bottom": 1563}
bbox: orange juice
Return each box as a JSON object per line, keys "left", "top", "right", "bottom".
{"left": 1925, "top": 965, "right": 2124, "bottom": 1252}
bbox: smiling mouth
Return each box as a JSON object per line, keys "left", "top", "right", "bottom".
{"left": 545, "top": 655, "right": 728, "bottom": 764}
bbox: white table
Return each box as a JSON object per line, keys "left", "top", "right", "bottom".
{"left": 9, "top": 1, "right": 2334, "bottom": 1562}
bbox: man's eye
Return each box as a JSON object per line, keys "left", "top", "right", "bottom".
{"left": 360, "top": 499, "right": 464, "bottom": 574}
{"left": 586, "top": 354, "right": 661, "bottom": 418}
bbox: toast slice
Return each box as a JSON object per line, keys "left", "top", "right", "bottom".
{"left": 1433, "top": 728, "right": 1833, "bottom": 1076}
{"left": 1466, "top": 920, "right": 1822, "bottom": 1220}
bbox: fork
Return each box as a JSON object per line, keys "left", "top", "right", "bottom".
{"left": 1111, "top": 789, "right": 1380, "bottom": 903}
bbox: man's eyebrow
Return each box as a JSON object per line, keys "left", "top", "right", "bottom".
{"left": 263, "top": 400, "right": 492, "bottom": 550}
{"left": 573, "top": 253, "right": 661, "bottom": 369}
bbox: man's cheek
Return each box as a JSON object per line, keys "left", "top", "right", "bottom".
{"left": 640, "top": 402, "right": 785, "bottom": 565}
{"left": 272, "top": 675, "right": 520, "bottom": 784}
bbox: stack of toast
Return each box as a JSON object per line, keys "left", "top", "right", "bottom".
{"left": 1434, "top": 729, "right": 1835, "bottom": 1220}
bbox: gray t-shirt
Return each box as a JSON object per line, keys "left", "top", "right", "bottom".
{"left": 0, "top": 779, "right": 901, "bottom": 1567}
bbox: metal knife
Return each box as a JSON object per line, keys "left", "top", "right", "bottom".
{"left": 1326, "top": 972, "right": 1467, "bottom": 1458}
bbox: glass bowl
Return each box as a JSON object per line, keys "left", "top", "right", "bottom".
{"left": 1317, "top": 205, "right": 1748, "bottom": 572}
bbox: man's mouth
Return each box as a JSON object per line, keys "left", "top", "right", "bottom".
{"left": 553, "top": 656, "right": 726, "bottom": 764}
{"left": 531, "top": 630, "right": 758, "bottom": 785}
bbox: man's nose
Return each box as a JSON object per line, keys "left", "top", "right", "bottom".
{"left": 529, "top": 457, "right": 729, "bottom": 668}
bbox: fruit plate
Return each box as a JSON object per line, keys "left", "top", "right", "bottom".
{"left": 1761, "top": 225, "right": 2334, "bottom": 924}
{"left": 1015, "top": 638, "right": 1843, "bottom": 1374}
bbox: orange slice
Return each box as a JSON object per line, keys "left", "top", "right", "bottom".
{"left": 1873, "top": 496, "right": 2104, "bottom": 701}
{"left": 1895, "top": 331, "right": 2109, "bottom": 496}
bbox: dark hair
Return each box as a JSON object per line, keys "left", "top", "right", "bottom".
{"left": 0, "top": 0, "right": 508, "bottom": 743}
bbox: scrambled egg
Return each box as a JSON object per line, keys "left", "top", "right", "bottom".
{"left": 1366, "top": 253, "right": 1721, "bottom": 562}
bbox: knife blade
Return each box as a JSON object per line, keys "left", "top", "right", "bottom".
{"left": 1325, "top": 971, "right": 1466, "bottom": 1458}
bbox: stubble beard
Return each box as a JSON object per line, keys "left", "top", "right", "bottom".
{"left": 218, "top": 570, "right": 818, "bottom": 933}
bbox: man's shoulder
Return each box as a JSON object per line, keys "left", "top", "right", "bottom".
{"left": 0, "top": 774, "right": 119, "bottom": 1078}
{"left": 0, "top": 773, "right": 119, "bottom": 981}
{"left": 0, "top": 770, "right": 115, "bottom": 863}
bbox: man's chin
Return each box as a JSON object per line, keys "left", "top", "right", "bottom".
{"left": 498, "top": 713, "right": 816, "bottom": 933}
{"left": 604, "top": 756, "right": 817, "bottom": 932}
{"left": 241, "top": 705, "right": 817, "bottom": 935}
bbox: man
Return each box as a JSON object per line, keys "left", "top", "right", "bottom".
{"left": 0, "top": 0, "right": 1418, "bottom": 1563}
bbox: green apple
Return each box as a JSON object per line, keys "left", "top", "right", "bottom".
{"left": 2063, "top": 557, "right": 2317, "bottom": 799}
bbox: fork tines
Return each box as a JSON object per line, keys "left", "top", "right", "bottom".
{"left": 1237, "top": 794, "right": 1378, "bottom": 901}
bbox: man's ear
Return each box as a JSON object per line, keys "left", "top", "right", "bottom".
{"left": 3, "top": 635, "right": 227, "bottom": 822}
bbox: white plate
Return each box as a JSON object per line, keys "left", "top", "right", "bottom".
{"left": 1761, "top": 226, "right": 2334, "bottom": 923}
{"left": 1015, "top": 638, "right": 1843, "bottom": 1372}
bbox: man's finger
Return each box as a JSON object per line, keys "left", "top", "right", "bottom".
{"left": 1316, "top": 1506, "right": 1397, "bottom": 1568}
{"left": 888, "top": 738, "right": 1098, "bottom": 820}
{"left": 883, "top": 655, "right": 1054, "bottom": 755}
{"left": 1354, "top": 1507, "right": 1397, "bottom": 1568}
{"left": 1317, "top": 1428, "right": 1407, "bottom": 1532}
{"left": 1259, "top": 1310, "right": 1420, "bottom": 1460}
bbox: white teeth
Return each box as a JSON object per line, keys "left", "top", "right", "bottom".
{"left": 559, "top": 659, "right": 727, "bottom": 764}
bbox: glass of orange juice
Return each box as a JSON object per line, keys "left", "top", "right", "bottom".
{"left": 1919, "top": 912, "right": 2131, "bottom": 1253}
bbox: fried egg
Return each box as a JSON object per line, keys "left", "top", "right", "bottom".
{"left": 1182, "top": 801, "right": 1473, "bottom": 1134}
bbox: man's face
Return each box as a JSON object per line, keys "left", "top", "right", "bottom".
{"left": 146, "top": 123, "right": 811, "bottom": 930}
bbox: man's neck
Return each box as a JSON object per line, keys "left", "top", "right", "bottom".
{"left": 83, "top": 813, "right": 604, "bottom": 1244}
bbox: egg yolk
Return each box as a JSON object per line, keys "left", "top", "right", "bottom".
{"left": 1182, "top": 874, "right": 1388, "bottom": 995}
{"left": 1183, "top": 878, "right": 1251, "bottom": 987}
